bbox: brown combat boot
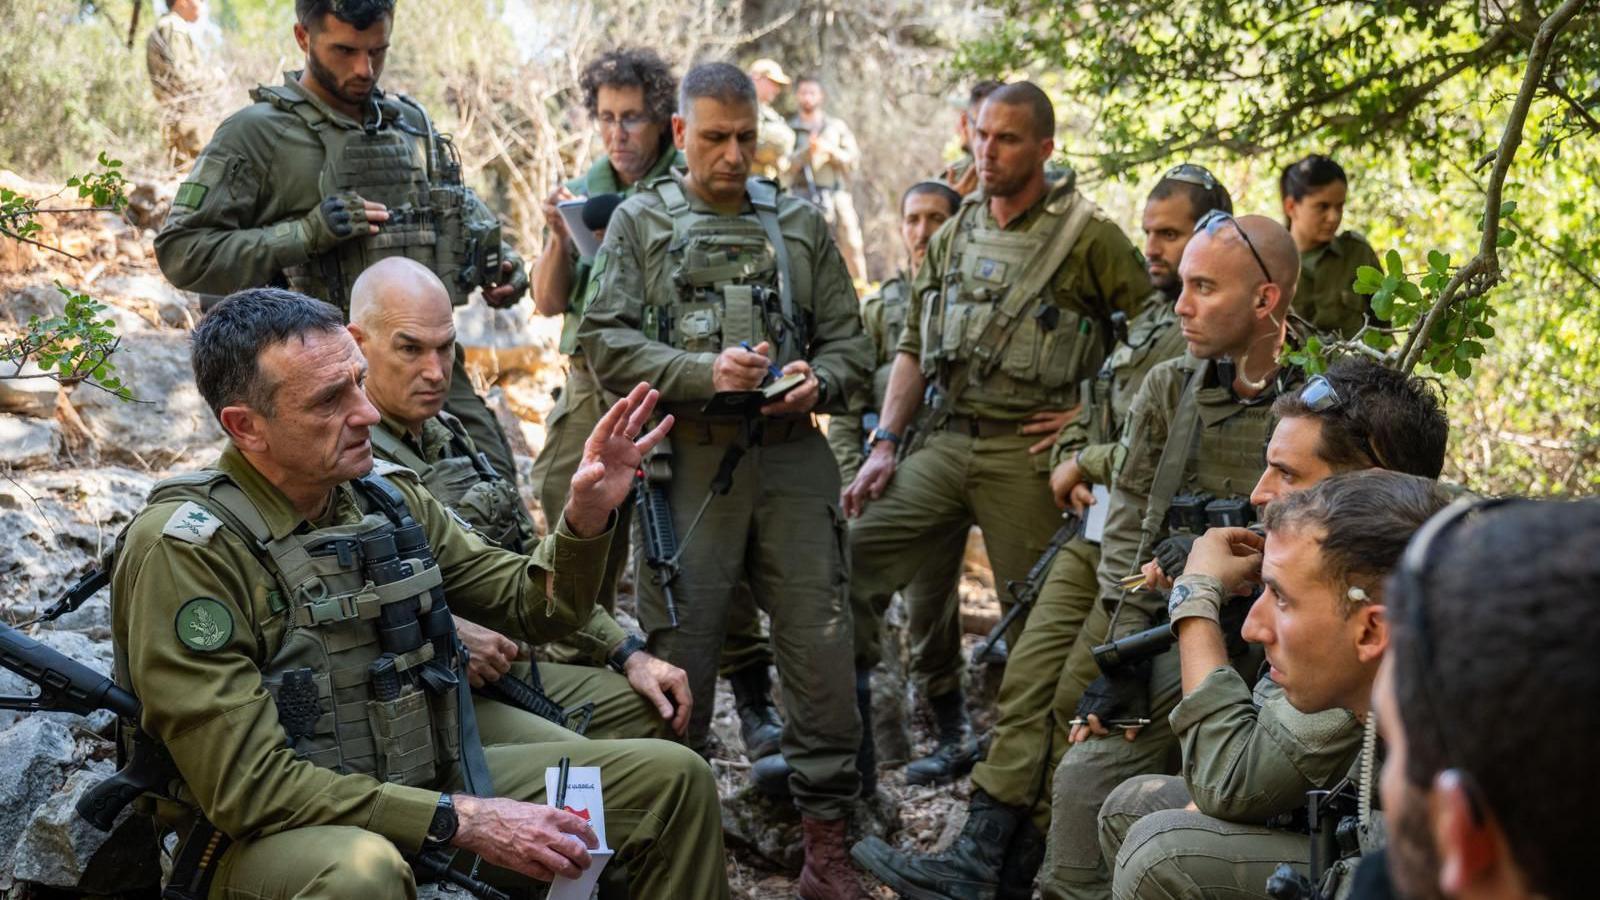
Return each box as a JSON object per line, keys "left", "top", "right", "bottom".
{"left": 797, "top": 815, "right": 870, "bottom": 900}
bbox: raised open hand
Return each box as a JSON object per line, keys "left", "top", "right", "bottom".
{"left": 564, "top": 381, "right": 674, "bottom": 537}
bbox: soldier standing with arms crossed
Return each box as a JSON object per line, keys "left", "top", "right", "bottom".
{"left": 578, "top": 62, "right": 874, "bottom": 899}
{"left": 155, "top": 0, "right": 528, "bottom": 486}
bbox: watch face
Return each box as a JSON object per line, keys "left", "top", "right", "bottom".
{"left": 1167, "top": 584, "right": 1192, "bottom": 616}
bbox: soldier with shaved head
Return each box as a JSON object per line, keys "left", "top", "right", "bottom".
{"left": 349, "top": 258, "right": 692, "bottom": 748}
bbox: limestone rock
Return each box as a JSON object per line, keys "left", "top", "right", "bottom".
{"left": 0, "top": 716, "right": 76, "bottom": 886}
{"left": 11, "top": 762, "right": 162, "bottom": 892}
{"left": 71, "top": 331, "right": 224, "bottom": 468}
{"left": 0, "top": 467, "right": 152, "bottom": 614}
{"left": 0, "top": 365, "right": 60, "bottom": 418}
{"left": 0, "top": 415, "right": 59, "bottom": 468}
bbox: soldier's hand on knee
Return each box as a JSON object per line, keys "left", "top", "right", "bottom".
{"left": 842, "top": 445, "right": 896, "bottom": 518}
{"left": 623, "top": 650, "right": 693, "bottom": 735}
{"left": 713, "top": 341, "right": 772, "bottom": 392}
{"left": 451, "top": 794, "right": 597, "bottom": 881}
{"left": 455, "top": 616, "right": 520, "bottom": 688}
{"left": 568, "top": 382, "right": 674, "bottom": 536}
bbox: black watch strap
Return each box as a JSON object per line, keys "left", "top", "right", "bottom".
{"left": 870, "top": 427, "right": 903, "bottom": 449}
{"left": 424, "top": 793, "right": 458, "bottom": 849}
{"left": 608, "top": 634, "right": 647, "bottom": 673}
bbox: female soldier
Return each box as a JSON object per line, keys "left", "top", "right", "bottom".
{"left": 1280, "top": 154, "right": 1383, "bottom": 337}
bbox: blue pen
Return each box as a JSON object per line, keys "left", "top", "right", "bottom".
{"left": 740, "top": 341, "right": 786, "bottom": 381}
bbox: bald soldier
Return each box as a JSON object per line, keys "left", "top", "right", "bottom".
{"left": 109, "top": 289, "right": 728, "bottom": 897}
{"left": 347, "top": 257, "right": 691, "bottom": 744}
{"left": 1042, "top": 214, "right": 1308, "bottom": 900}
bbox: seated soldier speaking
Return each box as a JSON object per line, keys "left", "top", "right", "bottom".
{"left": 348, "top": 257, "right": 692, "bottom": 743}
{"left": 110, "top": 289, "right": 729, "bottom": 898}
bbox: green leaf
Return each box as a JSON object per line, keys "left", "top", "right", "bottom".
{"left": 1427, "top": 250, "right": 1450, "bottom": 272}
{"left": 1499, "top": 200, "right": 1517, "bottom": 218}
{"left": 1397, "top": 281, "right": 1423, "bottom": 304}
{"left": 1385, "top": 249, "right": 1405, "bottom": 277}
{"left": 1473, "top": 321, "right": 1495, "bottom": 338}
{"left": 1497, "top": 228, "right": 1518, "bottom": 248}
{"left": 1431, "top": 355, "right": 1453, "bottom": 374}
{"left": 1454, "top": 358, "right": 1473, "bottom": 378}
{"left": 1353, "top": 265, "right": 1383, "bottom": 293}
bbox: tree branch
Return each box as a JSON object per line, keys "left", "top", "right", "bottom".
{"left": 1398, "top": 0, "right": 1591, "bottom": 372}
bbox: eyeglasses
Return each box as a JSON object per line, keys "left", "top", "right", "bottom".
{"left": 1298, "top": 375, "right": 1387, "bottom": 468}
{"left": 1195, "top": 208, "right": 1274, "bottom": 286}
{"left": 1392, "top": 497, "right": 1514, "bottom": 814}
{"left": 1163, "top": 163, "right": 1218, "bottom": 191}
{"left": 597, "top": 112, "right": 654, "bottom": 134}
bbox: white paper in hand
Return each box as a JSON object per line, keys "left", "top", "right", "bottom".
{"left": 1082, "top": 484, "right": 1111, "bottom": 544}
{"left": 558, "top": 200, "right": 603, "bottom": 259}
{"left": 546, "top": 765, "right": 612, "bottom": 900}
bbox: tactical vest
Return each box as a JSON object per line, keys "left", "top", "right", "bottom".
{"left": 254, "top": 84, "right": 501, "bottom": 311}
{"left": 137, "top": 466, "right": 468, "bottom": 790}
{"left": 1139, "top": 358, "right": 1304, "bottom": 553}
{"left": 641, "top": 177, "right": 802, "bottom": 365}
{"left": 870, "top": 277, "right": 911, "bottom": 408}
{"left": 369, "top": 414, "right": 532, "bottom": 554}
{"left": 920, "top": 175, "right": 1105, "bottom": 411}
{"left": 1086, "top": 295, "right": 1181, "bottom": 445}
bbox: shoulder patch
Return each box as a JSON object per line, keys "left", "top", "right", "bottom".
{"left": 162, "top": 501, "right": 224, "bottom": 544}
{"left": 173, "top": 182, "right": 208, "bottom": 210}
{"left": 175, "top": 597, "right": 233, "bottom": 653}
{"left": 447, "top": 507, "right": 477, "bottom": 533}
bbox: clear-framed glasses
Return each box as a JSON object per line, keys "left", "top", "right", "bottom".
{"left": 1195, "top": 208, "right": 1274, "bottom": 286}
{"left": 597, "top": 112, "right": 654, "bottom": 134}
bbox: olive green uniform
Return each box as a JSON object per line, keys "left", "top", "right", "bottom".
{"left": 830, "top": 273, "right": 968, "bottom": 686}
{"left": 578, "top": 172, "right": 873, "bottom": 818}
{"left": 154, "top": 73, "right": 523, "bottom": 484}
{"left": 971, "top": 291, "right": 1186, "bottom": 831}
{"left": 1043, "top": 357, "right": 1305, "bottom": 900}
{"left": 1292, "top": 231, "right": 1382, "bottom": 337}
{"left": 786, "top": 114, "right": 868, "bottom": 280}
{"left": 144, "top": 11, "right": 222, "bottom": 166}
{"left": 529, "top": 149, "right": 773, "bottom": 676}
{"left": 1099, "top": 664, "right": 1363, "bottom": 900}
{"left": 111, "top": 446, "right": 727, "bottom": 898}
{"left": 849, "top": 175, "right": 1151, "bottom": 705}
{"left": 370, "top": 412, "right": 669, "bottom": 740}
{"left": 755, "top": 102, "right": 797, "bottom": 181}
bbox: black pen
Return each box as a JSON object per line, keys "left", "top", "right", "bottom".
{"left": 555, "top": 756, "right": 571, "bottom": 810}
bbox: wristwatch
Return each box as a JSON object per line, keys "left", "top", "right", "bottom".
{"left": 867, "top": 427, "right": 903, "bottom": 453}
{"left": 608, "top": 634, "right": 647, "bottom": 673}
{"left": 423, "top": 794, "right": 458, "bottom": 850}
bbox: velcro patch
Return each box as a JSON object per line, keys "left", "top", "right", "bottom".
{"left": 175, "top": 597, "right": 233, "bottom": 653}
{"left": 173, "top": 182, "right": 209, "bottom": 209}
{"left": 162, "top": 501, "right": 224, "bottom": 545}
{"left": 976, "top": 258, "right": 1007, "bottom": 282}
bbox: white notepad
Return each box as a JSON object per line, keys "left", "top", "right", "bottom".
{"left": 546, "top": 765, "right": 613, "bottom": 900}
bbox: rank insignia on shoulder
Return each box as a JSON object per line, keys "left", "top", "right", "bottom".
{"left": 173, "top": 181, "right": 208, "bottom": 210}
{"left": 447, "top": 508, "right": 476, "bottom": 532}
{"left": 175, "top": 597, "right": 233, "bottom": 653}
{"left": 162, "top": 501, "right": 224, "bottom": 545}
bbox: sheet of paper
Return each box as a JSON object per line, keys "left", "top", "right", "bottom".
{"left": 558, "top": 200, "right": 603, "bottom": 258}
{"left": 1082, "top": 484, "right": 1111, "bottom": 544}
{"left": 546, "top": 765, "right": 611, "bottom": 899}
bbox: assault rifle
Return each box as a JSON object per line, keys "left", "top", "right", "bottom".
{"left": 634, "top": 467, "right": 682, "bottom": 628}
{"left": 970, "top": 511, "right": 1081, "bottom": 666}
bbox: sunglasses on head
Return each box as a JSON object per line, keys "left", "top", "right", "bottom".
{"left": 1298, "top": 375, "right": 1388, "bottom": 468}
{"left": 1163, "top": 163, "right": 1218, "bottom": 191}
{"left": 1195, "top": 208, "right": 1274, "bottom": 286}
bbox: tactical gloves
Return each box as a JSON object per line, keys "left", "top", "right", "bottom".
{"left": 1152, "top": 532, "right": 1198, "bottom": 580}
{"left": 483, "top": 249, "right": 529, "bottom": 309}
{"left": 298, "top": 191, "right": 372, "bottom": 255}
{"left": 1076, "top": 660, "right": 1152, "bottom": 729}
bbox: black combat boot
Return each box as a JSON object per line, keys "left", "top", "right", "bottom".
{"left": 856, "top": 668, "right": 877, "bottom": 796}
{"left": 903, "top": 689, "right": 982, "bottom": 786}
{"left": 995, "top": 818, "right": 1046, "bottom": 900}
{"left": 851, "top": 789, "right": 1021, "bottom": 900}
{"left": 750, "top": 752, "right": 794, "bottom": 800}
{"left": 728, "top": 663, "right": 783, "bottom": 761}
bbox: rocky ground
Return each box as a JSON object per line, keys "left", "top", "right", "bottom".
{"left": 0, "top": 172, "right": 1009, "bottom": 898}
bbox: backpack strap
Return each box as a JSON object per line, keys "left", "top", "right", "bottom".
{"left": 1136, "top": 361, "right": 1205, "bottom": 560}
{"left": 747, "top": 176, "right": 801, "bottom": 362}
{"left": 370, "top": 424, "right": 434, "bottom": 478}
